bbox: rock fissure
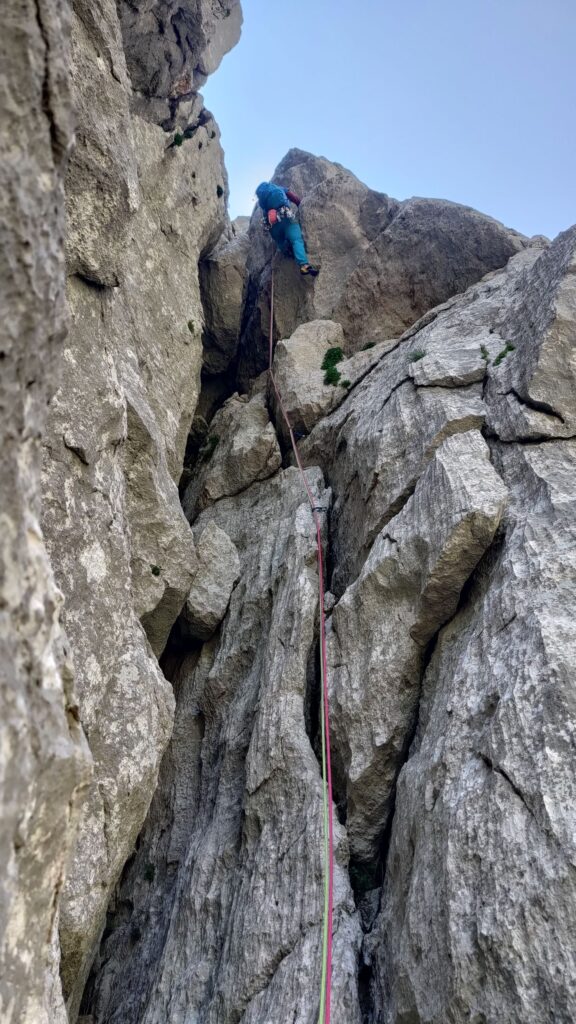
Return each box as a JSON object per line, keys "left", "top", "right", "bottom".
{"left": 33, "top": 0, "right": 61, "bottom": 160}
{"left": 505, "top": 387, "right": 566, "bottom": 424}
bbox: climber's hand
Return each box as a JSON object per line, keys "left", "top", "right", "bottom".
{"left": 267, "top": 209, "right": 278, "bottom": 226}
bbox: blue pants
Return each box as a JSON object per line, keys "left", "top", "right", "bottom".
{"left": 270, "top": 219, "right": 309, "bottom": 266}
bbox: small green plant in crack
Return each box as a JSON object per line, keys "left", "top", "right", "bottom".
{"left": 143, "top": 863, "right": 155, "bottom": 883}
{"left": 493, "top": 342, "right": 516, "bottom": 367}
{"left": 480, "top": 344, "right": 490, "bottom": 363}
{"left": 150, "top": 564, "right": 161, "bottom": 577}
{"left": 187, "top": 320, "right": 195, "bottom": 334}
{"left": 408, "top": 349, "right": 426, "bottom": 363}
{"left": 321, "top": 346, "right": 344, "bottom": 386}
{"left": 361, "top": 341, "right": 376, "bottom": 351}
{"left": 323, "top": 364, "right": 341, "bottom": 387}
{"left": 340, "top": 379, "right": 352, "bottom": 389}
{"left": 321, "top": 346, "right": 344, "bottom": 371}
{"left": 200, "top": 434, "right": 220, "bottom": 462}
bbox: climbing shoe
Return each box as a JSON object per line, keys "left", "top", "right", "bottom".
{"left": 300, "top": 264, "right": 319, "bottom": 277}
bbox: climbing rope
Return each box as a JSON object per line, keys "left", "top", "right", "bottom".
{"left": 268, "top": 269, "right": 334, "bottom": 1024}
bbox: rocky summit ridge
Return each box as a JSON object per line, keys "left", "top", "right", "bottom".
{"left": 1, "top": 2, "right": 576, "bottom": 1023}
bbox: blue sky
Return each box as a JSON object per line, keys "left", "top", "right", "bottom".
{"left": 203, "top": 0, "right": 575, "bottom": 239}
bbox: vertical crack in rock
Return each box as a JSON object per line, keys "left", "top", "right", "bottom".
{"left": 327, "top": 430, "right": 509, "bottom": 873}
{"left": 350, "top": 625, "right": 466, "bottom": 1024}
{"left": 33, "top": 0, "right": 64, "bottom": 159}
{"left": 303, "top": 638, "right": 322, "bottom": 771}
{"left": 83, "top": 466, "right": 363, "bottom": 1023}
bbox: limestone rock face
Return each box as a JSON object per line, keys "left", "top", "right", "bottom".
{"left": 182, "top": 392, "right": 282, "bottom": 519}
{"left": 84, "top": 468, "right": 363, "bottom": 1024}
{"left": 238, "top": 149, "right": 528, "bottom": 381}
{"left": 183, "top": 522, "right": 240, "bottom": 639}
{"left": 117, "top": 0, "right": 242, "bottom": 125}
{"left": 0, "top": 2, "right": 91, "bottom": 1022}
{"left": 6, "top": 7, "right": 576, "bottom": 1017}
{"left": 65, "top": 0, "right": 139, "bottom": 285}
{"left": 370, "top": 438, "right": 576, "bottom": 1023}
{"left": 328, "top": 431, "right": 508, "bottom": 865}
{"left": 301, "top": 242, "right": 547, "bottom": 594}
{"left": 37, "top": 0, "right": 236, "bottom": 1016}
{"left": 486, "top": 224, "right": 576, "bottom": 440}
{"left": 270, "top": 319, "right": 393, "bottom": 443}
{"left": 83, "top": 210, "right": 576, "bottom": 1024}
{"left": 200, "top": 227, "right": 250, "bottom": 374}
{"left": 333, "top": 197, "right": 529, "bottom": 346}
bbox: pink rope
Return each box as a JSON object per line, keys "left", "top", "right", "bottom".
{"left": 268, "top": 271, "right": 334, "bottom": 1022}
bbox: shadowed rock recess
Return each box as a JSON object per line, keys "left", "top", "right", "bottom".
{"left": 2, "top": 2, "right": 576, "bottom": 1022}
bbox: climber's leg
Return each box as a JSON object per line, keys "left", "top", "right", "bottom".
{"left": 270, "top": 221, "right": 288, "bottom": 254}
{"left": 284, "top": 220, "right": 309, "bottom": 266}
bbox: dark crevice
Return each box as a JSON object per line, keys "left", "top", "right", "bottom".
{"left": 358, "top": 955, "right": 376, "bottom": 1024}
{"left": 178, "top": 364, "right": 238, "bottom": 497}
{"left": 380, "top": 532, "right": 399, "bottom": 547}
{"left": 376, "top": 374, "right": 413, "bottom": 414}
{"left": 179, "top": 234, "right": 250, "bottom": 497}
{"left": 79, "top": 629, "right": 204, "bottom": 1021}
{"left": 477, "top": 752, "right": 573, "bottom": 867}
{"left": 304, "top": 639, "right": 321, "bottom": 759}
{"left": 414, "top": 377, "right": 484, "bottom": 391}
{"left": 351, "top": 560, "right": 488, "bottom": 1020}
{"left": 505, "top": 387, "right": 566, "bottom": 424}
{"left": 159, "top": 615, "right": 203, "bottom": 676}
{"left": 479, "top": 752, "right": 533, "bottom": 813}
{"left": 33, "top": 0, "right": 65, "bottom": 161}
{"left": 74, "top": 270, "right": 114, "bottom": 291}
{"left": 482, "top": 424, "right": 575, "bottom": 445}
{"left": 63, "top": 438, "right": 89, "bottom": 465}
{"left": 304, "top": 587, "right": 348, "bottom": 827}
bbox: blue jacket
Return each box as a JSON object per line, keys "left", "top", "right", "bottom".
{"left": 256, "top": 182, "right": 291, "bottom": 212}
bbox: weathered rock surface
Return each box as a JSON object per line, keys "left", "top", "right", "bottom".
{"left": 328, "top": 431, "right": 508, "bottom": 865}
{"left": 5, "top": 4, "right": 576, "bottom": 1018}
{"left": 237, "top": 149, "right": 529, "bottom": 382}
{"left": 84, "top": 468, "right": 363, "bottom": 1024}
{"left": 485, "top": 224, "right": 576, "bottom": 440}
{"left": 370, "top": 439, "right": 576, "bottom": 1023}
{"left": 182, "top": 521, "right": 240, "bottom": 638}
{"left": 65, "top": 0, "right": 139, "bottom": 285}
{"left": 301, "top": 241, "right": 547, "bottom": 595}
{"left": 302, "top": 348, "right": 487, "bottom": 596}
{"left": 200, "top": 227, "right": 250, "bottom": 374}
{"left": 0, "top": 3, "right": 91, "bottom": 1022}
{"left": 79, "top": 212, "right": 576, "bottom": 1024}
{"left": 182, "top": 391, "right": 282, "bottom": 519}
{"left": 42, "top": 282, "right": 177, "bottom": 1018}
{"left": 270, "top": 320, "right": 394, "bottom": 443}
{"left": 38, "top": 0, "right": 237, "bottom": 1016}
{"left": 117, "top": 0, "right": 242, "bottom": 126}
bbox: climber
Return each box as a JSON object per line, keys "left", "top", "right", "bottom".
{"left": 255, "top": 182, "right": 319, "bottom": 276}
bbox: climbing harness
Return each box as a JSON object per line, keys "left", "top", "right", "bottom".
{"left": 268, "top": 269, "right": 335, "bottom": 1024}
